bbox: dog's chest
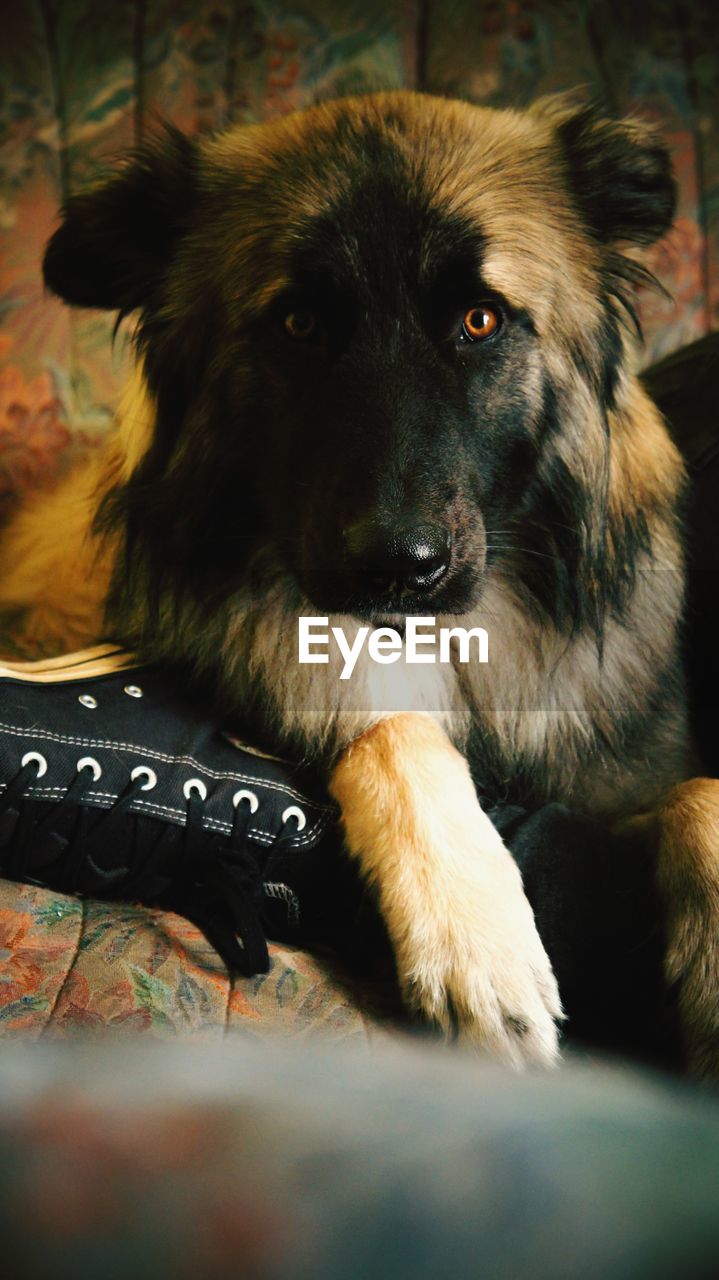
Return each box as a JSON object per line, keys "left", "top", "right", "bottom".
{"left": 452, "top": 578, "right": 688, "bottom": 813}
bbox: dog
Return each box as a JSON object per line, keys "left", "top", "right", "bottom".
{"left": 3, "top": 89, "right": 718, "bottom": 1073}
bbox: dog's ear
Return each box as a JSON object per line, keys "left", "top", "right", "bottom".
{"left": 533, "top": 94, "right": 676, "bottom": 248}
{"left": 43, "top": 127, "right": 199, "bottom": 313}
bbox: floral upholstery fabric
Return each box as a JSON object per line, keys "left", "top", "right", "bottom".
{"left": 0, "top": 878, "right": 399, "bottom": 1042}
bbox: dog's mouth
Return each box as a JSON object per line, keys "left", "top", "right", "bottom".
{"left": 298, "top": 562, "right": 485, "bottom": 623}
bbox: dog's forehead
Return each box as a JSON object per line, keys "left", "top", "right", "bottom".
{"left": 210, "top": 93, "right": 539, "bottom": 194}
{"left": 203, "top": 92, "right": 592, "bottom": 325}
{"left": 285, "top": 165, "right": 481, "bottom": 297}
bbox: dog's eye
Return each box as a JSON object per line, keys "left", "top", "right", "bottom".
{"left": 461, "top": 305, "right": 500, "bottom": 343}
{"left": 284, "top": 309, "right": 318, "bottom": 341}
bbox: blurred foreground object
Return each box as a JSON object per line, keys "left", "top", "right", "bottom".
{"left": 1, "top": 1037, "right": 719, "bottom": 1280}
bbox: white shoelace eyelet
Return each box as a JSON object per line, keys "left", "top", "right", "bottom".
{"left": 183, "top": 778, "right": 207, "bottom": 801}
{"left": 78, "top": 694, "right": 97, "bottom": 709}
{"left": 281, "top": 805, "right": 306, "bottom": 832}
{"left": 130, "top": 765, "right": 157, "bottom": 792}
{"left": 77, "top": 756, "right": 102, "bottom": 782}
{"left": 233, "top": 789, "right": 259, "bottom": 814}
{"left": 21, "top": 751, "right": 47, "bottom": 779}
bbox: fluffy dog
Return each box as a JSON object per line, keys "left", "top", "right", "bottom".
{"left": 3, "top": 90, "right": 716, "bottom": 1072}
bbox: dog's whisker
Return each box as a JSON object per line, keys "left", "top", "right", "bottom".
{"left": 486, "top": 543, "right": 560, "bottom": 563}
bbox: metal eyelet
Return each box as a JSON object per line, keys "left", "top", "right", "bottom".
{"left": 77, "top": 756, "right": 102, "bottom": 782}
{"left": 124, "top": 685, "right": 143, "bottom": 699}
{"left": 21, "top": 751, "right": 47, "bottom": 779}
{"left": 232, "top": 788, "right": 259, "bottom": 814}
{"left": 281, "top": 805, "right": 306, "bottom": 832}
{"left": 183, "top": 778, "right": 207, "bottom": 801}
{"left": 78, "top": 694, "right": 97, "bottom": 709}
{"left": 130, "top": 765, "right": 157, "bottom": 791}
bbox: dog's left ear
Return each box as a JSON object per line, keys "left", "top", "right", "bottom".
{"left": 43, "top": 126, "right": 198, "bottom": 314}
{"left": 533, "top": 94, "right": 676, "bottom": 248}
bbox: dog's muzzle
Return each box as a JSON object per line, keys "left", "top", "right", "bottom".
{"left": 342, "top": 518, "right": 452, "bottom": 598}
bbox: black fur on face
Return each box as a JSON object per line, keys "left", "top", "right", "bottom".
{"left": 42, "top": 92, "right": 676, "bottom": 642}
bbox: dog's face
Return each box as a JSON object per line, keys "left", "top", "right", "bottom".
{"left": 44, "top": 92, "right": 674, "bottom": 628}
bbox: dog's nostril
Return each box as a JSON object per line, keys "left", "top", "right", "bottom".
{"left": 343, "top": 520, "right": 452, "bottom": 592}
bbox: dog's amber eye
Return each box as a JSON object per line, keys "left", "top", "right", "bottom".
{"left": 284, "top": 309, "right": 318, "bottom": 341}
{"left": 461, "top": 305, "right": 499, "bottom": 342}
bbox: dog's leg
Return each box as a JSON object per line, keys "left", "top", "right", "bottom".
{"left": 328, "top": 712, "right": 562, "bottom": 1068}
{"left": 622, "top": 778, "right": 719, "bottom": 1079}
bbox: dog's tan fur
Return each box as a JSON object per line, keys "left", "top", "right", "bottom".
{"left": 618, "top": 779, "right": 719, "bottom": 1077}
{"left": 0, "top": 463, "right": 111, "bottom": 653}
{"left": 0, "top": 367, "right": 152, "bottom": 651}
{"left": 3, "top": 90, "right": 719, "bottom": 1075}
{"left": 329, "top": 712, "right": 562, "bottom": 1066}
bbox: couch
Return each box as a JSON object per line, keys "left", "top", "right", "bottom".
{"left": 1, "top": 1, "right": 718, "bottom": 1043}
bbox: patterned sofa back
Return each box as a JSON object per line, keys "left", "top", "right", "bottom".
{"left": 1, "top": 1, "right": 717, "bottom": 511}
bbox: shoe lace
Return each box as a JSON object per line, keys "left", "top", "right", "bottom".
{"left": 0, "top": 758, "right": 300, "bottom": 976}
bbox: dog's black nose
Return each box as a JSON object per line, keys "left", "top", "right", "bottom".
{"left": 343, "top": 520, "right": 452, "bottom": 594}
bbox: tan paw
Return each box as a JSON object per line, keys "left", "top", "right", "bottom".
{"left": 329, "top": 712, "right": 563, "bottom": 1071}
{"left": 393, "top": 834, "right": 563, "bottom": 1069}
{"left": 665, "top": 903, "right": 719, "bottom": 1079}
{"left": 623, "top": 779, "right": 719, "bottom": 1081}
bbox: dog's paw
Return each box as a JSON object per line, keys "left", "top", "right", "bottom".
{"left": 394, "top": 844, "right": 563, "bottom": 1069}
{"left": 665, "top": 903, "right": 719, "bottom": 1080}
{"left": 329, "top": 712, "right": 563, "bottom": 1071}
{"left": 624, "top": 779, "right": 719, "bottom": 1081}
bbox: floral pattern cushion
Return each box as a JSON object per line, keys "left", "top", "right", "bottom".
{"left": 0, "top": 877, "right": 400, "bottom": 1041}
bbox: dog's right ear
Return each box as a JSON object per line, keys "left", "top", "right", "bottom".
{"left": 43, "top": 127, "right": 198, "bottom": 314}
